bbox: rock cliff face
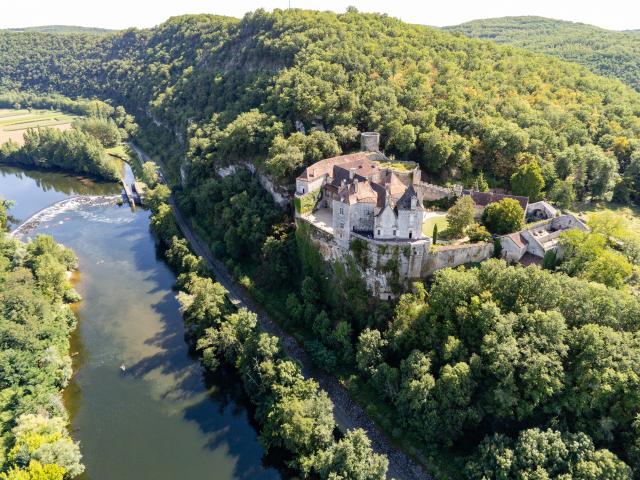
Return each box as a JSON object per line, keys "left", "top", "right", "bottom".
{"left": 296, "top": 216, "right": 426, "bottom": 298}
{"left": 297, "top": 215, "right": 500, "bottom": 297}
{"left": 217, "top": 162, "right": 291, "bottom": 208}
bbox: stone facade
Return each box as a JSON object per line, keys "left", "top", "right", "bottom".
{"left": 295, "top": 143, "right": 427, "bottom": 248}
{"left": 500, "top": 214, "right": 588, "bottom": 263}
{"left": 298, "top": 215, "right": 431, "bottom": 299}
{"left": 422, "top": 242, "right": 494, "bottom": 276}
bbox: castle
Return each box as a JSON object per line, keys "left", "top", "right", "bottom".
{"left": 295, "top": 133, "right": 429, "bottom": 247}
{"left": 294, "top": 132, "right": 584, "bottom": 298}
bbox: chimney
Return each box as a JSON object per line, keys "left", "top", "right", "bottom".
{"left": 360, "top": 132, "right": 380, "bottom": 152}
{"left": 354, "top": 178, "right": 359, "bottom": 192}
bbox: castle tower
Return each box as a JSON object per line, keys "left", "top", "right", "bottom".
{"left": 360, "top": 132, "right": 380, "bottom": 152}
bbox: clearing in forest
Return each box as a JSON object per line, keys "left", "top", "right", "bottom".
{"left": 0, "top": 108, "right": 78, "bottom": 146}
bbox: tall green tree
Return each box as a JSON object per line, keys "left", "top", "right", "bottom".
{"left": 446, "top": 196, "right": 476, "bottom": 238}
{"left": 482, "top": 198, "right": 524, "bottom": 234}
{"left": 510, "top": 160, "right": 545, "bottom": 201}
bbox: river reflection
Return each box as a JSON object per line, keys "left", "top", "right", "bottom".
{"left": 2, "top": 167, "right": 282, "bottom": 480}
{"left": 0, "top": 165, "right": 121, "bottom": 222}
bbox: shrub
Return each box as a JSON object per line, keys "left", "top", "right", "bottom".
{"left": 482, "top": 198, "right": 525, "bottom": 234}
{"left": 467, "top": 224, "right": 492, "bottom": 242}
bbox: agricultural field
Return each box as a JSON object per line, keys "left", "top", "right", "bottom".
{"left": 0, "top": 108, "right": 78, "bottom": 145}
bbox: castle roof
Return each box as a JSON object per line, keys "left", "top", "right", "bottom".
{"left": 332, "top": 161, "right": 379, "bottom": 186}
{"left": 505, "top": 232, "right": 527, "bottom": 249}
{"left": 339, "top": 179, "right": 378, "bottom": 204}
{"left": 297, "top": 152, "right": 378, "bottom": 181}
{"left": 380, "top": 172, "right": 406, "bottom": 196}
{"left": 395, "top": 184, "right": 425, "bottom": 210}
{"left": 463, "top": 190, "right": 529, "bottom": 210}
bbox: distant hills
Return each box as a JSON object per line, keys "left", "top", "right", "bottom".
{"left": 5, "top": 25, "right": 114, "bottom": 34}
{"left": 445, "top": 16, "right": 640, "bottom": 92}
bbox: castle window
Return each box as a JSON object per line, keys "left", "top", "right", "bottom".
{"left": 340, "top": 222, "right": 344, "bottom": 229}
{"left": 393, "top": 229, "right": 396, "bottom": 236}
{"left": 409, "top": 231, "right": 413, "bottom": 239}
{"left": 339, "top": 207, "right": 344, "bottom": 215}
{"left": 377, "top": 229, "right": 381, "bottom": 236}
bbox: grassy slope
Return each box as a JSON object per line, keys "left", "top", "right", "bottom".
{"left": 445, "top": 16, "right": 640, "bottom": 91}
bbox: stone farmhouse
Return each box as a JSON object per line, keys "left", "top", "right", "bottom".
{"left": 501, "top": 213, "right": 588, "bottom": 264}
{"left": 294, "top": 132, "right": 584, "bottom": 297}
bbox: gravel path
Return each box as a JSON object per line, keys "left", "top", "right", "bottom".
{"left": 132, "top": 144, "right": 432, "bottom": 480}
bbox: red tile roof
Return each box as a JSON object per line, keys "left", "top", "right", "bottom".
{"left": 506, "top": 232, "right": 527, "bottom": 249}
{"left": 464, "top": 190, "right": 529, "bottom": 210}
{"left": 297, "top": 152, "right": 376, "bottom": 181}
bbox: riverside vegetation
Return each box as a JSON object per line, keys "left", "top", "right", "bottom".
{"left": 0, "top": 201, "right": 84, "bottom": 479}
{"left": 2, "top": 8, "right": 640, "bottom": 478}
{"left": 147, "top": 184, "right": 389, "bottom": 479}
{"left": 0, "top": 93, "right": 138, "bottom": 181}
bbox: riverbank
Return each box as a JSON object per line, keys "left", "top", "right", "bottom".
{"left": 131, "top": 144, "right": 429, "bottom": 480}
{"left": 0, "top": 220, "right": 84, "bottom": 477}
{"left": 3, "top": 164, "right": 281, "bottom": 480}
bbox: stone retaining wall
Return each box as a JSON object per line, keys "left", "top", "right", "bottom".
{"left": 422, "top": 242, "right": 494, "bottom": 276}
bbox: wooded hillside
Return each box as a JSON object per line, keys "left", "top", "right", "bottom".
{"left": 0, "top": 10, "right": 639, "bottom": 197}
{"left": 446, "top": 16, "right": 640, "bottom": 92}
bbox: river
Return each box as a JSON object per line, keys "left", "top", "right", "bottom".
{"left": 1, "top": 164, "right": 283, "bottom": 480}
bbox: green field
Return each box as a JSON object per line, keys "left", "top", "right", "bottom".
{"left": 422, "top": 214, "right": 448, "bottom": 237}
{"left": 572, "top": 203, "right": 640, "bottom": 235}
{"left": 0, "top": 108, "right": 78, "bottom": 145}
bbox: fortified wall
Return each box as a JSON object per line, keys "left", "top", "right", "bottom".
{"left": 297, "top": 215, "right": 433, "bottom": 299}
{"left": 422, "top": 242, "right": 494, "bottom": 276}
{"left": 298, "top": 214, "right": 495, "bottom": 298}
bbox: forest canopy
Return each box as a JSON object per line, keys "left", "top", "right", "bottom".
{"left": 0, "top": 9, "right": 639, "bottom": 200}
{"left": 446, "top": 16, "right": 640, "bottom": 92}
{"left": 0, "top": 210, "right": 84, "bottom": 478}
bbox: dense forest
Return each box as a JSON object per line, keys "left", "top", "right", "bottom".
{"left": 1, "top": 9, "right": 640, "bottom": 200}
{"left": 4, "top": 26, "right": 114, "bottom": 35}
{"left": 0, "top": 202, "right": 83, "bottom": 479}
{"left": 446, "top": 16, "right": 640, "bottom": 92}
{"left": 3, "top": 8, "right": 640, "bottom": 478}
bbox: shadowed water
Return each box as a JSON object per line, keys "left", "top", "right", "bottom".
{"left": 1, "top": 166, "right": 281, "bottom": 480}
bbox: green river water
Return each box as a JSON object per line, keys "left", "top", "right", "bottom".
{"left": 1, "top": 165, "right": 283, "bottom": 480}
